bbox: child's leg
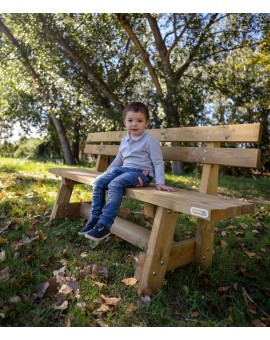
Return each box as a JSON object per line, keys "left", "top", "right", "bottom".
{"left": 97, "top": 168, "right": 151, "bottom": 228}
{"left": 90, "top": 168, "right": 123, "bottom": 221}
{"left": 78, "top": 168, "right": 122, "bottom": 234}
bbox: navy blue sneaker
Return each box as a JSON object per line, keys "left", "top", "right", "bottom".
{"left": 78, "top": 219, "right": 98, "bottom": 236}
{"left": 85, "top": 223, "right": 110, "bottom": 241}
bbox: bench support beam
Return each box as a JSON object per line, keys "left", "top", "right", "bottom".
{"left": 195, "top": 219, "right": 215, "bottom": 269}
{"left": 138, "top": 207, "right": 178, "bottom": 295}
{"left": 50, "top": 178, "right": 75, "bottom": 220}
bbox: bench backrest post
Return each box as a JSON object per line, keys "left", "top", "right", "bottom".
{"left": 199, "top": 142, "right": 220, "bottom": 195}
{"left": 95, "top": 142, "right": 109, "bottom": 172}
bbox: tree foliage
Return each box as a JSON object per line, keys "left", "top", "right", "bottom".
{"left": 0, "top": 13, "right": 269, "bottom": 171}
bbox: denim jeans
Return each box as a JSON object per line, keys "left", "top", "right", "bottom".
{"left": 90, "top": 167, "right": 152, "bottom": 228}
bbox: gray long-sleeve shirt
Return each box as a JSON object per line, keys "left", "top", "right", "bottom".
{"left": 107, "top": 131, "right": 165, "bottom": 184}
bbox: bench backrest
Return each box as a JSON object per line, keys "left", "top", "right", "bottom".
{"left": 84, "top": 123, "right": 262, "bottom": 195}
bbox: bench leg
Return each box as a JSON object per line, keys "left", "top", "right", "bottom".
{"left": 138, "top": 207, "right": 178, "bottom": 296}
{"left": 50, "top": 178, "right": 75, "bottom": 220}
{"left": 195, "top": 219, "right": 215, "bottom": 269}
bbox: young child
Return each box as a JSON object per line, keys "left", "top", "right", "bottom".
{"left": 79, "top": 102, "right": 175, "bottom": 241}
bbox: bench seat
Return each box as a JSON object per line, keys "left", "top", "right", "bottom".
{"left": 49, "top": 167, "right": 254, "bottom": 222}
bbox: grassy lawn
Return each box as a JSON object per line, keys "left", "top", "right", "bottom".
{"left": 0, "top": 157, "right": 269, "bottom": 327}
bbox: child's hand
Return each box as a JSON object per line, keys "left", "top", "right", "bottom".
{"left": 156, "top": 184, "right": 176, "bottom": 192}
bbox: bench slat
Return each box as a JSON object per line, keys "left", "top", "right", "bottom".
{"left": 86, "top": 123, "right": 262, "bottom": 143}
{"left": 48, "top": 168, "right": 254, "bottom": 221}
{"left": 84, "top": 144, "right": 261, "bottom": 168}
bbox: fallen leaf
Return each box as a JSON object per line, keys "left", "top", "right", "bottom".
{"left": 0, "top": 237, "right": 8, "bottom": 244}
{"left": 91, "top": 264, "right": 99, "bottom": 278}
{"left": 96, "top": 304, "right": 111, "bottom": 312}
{"left": 247, "top": 304, "right": 257, "bottom": 315}
{"left": 94, "top": 282, "right": 106, "bottom": 289}
{"left": 251, "top": 319, "right": 266, "bottom": 327}
{"left": 251, "top": 229, "right": 259, "bottom": 234}
{"left": 182, "top": 285, "right": 189, "bottom": 294}
{"left": 221, "top": 231, "right": 227, "bottom": 237}
{"left": 101, "top": 295, "right": 121, "bottom": 306}
{"left": 95, "top": 318, "right": 107, "bottom": 327}
{"left": 234, "top": 231, "right": 244, "bottom": 236}
{"left": 121, "top": 277, "right": 137, "bottom": 286}
{"left": 239, "top": 223, "right": 248, "bottom": 229}
{"left": 261, "top": 317, "right": 270, "bottom": 326}
{"left": 191, "top": 310, "right": 200, "bottom": 318}
{"left": 99, "top": 267, "right": 109, "bottom": 279}
{"left": 227, "top": 307, "right": 233, "bottom": 321}
{"left": 218, "top": 286, "right": 230, "bottom": 293}
{"left": 54, "top": 301, "right": 68, "bottom": 310}
{"left": 126, "top": 303, "right": 137, "bottom": 312}
{"left": 0, "top": 250, "right": 6, "bottom": 262}
{"left": 9, "top": 296, "right": 21, "bottom": 303}
{"left": 80, "top": 252, "right": 88, "bottom": 258}
{"left": 37, "top": 281, "right": 49, "bottom": 298}
{"left": 38, "top": 230, "right": 46, "bottom": 241}
{"left": 220, "top": 239, "right": 228, "bottom": 249}
{"left": 0, "top": 267, "right": 10, "bottom": 281}
{"left": 245, "top": 251, "right": 256, "bottom": 258}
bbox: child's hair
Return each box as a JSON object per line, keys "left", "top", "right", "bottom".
{"left": 123, "top": 102, "right": 149, "bottom": 121}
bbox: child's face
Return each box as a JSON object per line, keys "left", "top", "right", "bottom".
{"left": 124, "top": 111, "right": 149, "bottom": 138}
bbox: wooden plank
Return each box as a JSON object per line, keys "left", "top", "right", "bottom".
{"left": 86, "top": 123, "right": 262, "bottom": 143}
{"left": 50, "top": 202, "right": 81, "bottom": 219}
{"left": 80, "top": 202, "right": 92, "bottom": 219}
{"left": 111, "top": 216, "right": 150, "bottom": 250}
{"left": 49, "top": 168, "right": 100, "bottom": 186}
{"left": 161, "top": 147, "right": 260, "bottom": 168}
{"left": 49, "top": 169, "right": 255, "bottom": 221}
{"left": 84, "top": 144, "right": 119, "bottom": 157}
{"left": 167, "top": 239, "right": 195, "bottom": 271}
{"left": 125, "top": 186, "right": 255, "bottom": 221}
{"left": 138, "top": 207, "right": 178, "bottom": 295}
{"left": 83, "top": 144, "right": 261, "bottom": 168}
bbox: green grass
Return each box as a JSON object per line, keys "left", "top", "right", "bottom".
{"left": 0, "top": 157, "right": 269, "bottom": 327}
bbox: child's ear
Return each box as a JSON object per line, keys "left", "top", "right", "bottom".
{"left": 146, "top": 120, "right": 150, "bottom": 127}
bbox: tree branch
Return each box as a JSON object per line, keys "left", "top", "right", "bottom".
{"left": 145, "top": 13, "right": 174, "bottom": 81}
{"left": 116, "top": 13, "right": 163, "bottom": 97}
{"left": 175, "top": 13, "right": 219, "bottom": 80}
{"left": 38, "top": 14, "right": 124, "bottom": 112}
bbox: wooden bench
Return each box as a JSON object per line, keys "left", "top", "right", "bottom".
{"left": 49, "top": 123, "right": 262, "bottom": 295}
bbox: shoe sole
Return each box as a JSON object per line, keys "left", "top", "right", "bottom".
{"left": 84, "top": 232, "right": 110, "bottom": 241}
{"left": 78, "top": 230, "right": 90, "bottom": 236}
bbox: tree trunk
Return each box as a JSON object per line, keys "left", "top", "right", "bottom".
{"left": 0, "top": 19, "right": 75, "bottom": 165}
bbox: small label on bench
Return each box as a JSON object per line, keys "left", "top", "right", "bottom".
{"left": 190, "top": 207, "right": 209, "bottom": 219}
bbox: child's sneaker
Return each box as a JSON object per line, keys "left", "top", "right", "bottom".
{"left": 85, "top": 223, "right": 110, "bottom": 241}
{"left": 78, "top": 219, "right": 98, "bottom": 235}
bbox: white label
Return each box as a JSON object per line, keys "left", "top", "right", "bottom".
{"left": 190, "top": 207, "right": 209, "bottom": 219}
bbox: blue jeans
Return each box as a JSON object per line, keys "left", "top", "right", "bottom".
{"left": 90, "top": 167, "right": 152, "bottom": 228}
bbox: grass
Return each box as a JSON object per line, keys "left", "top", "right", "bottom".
{"left": 0, "top": 157, "right": 270, "bottom": 327}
